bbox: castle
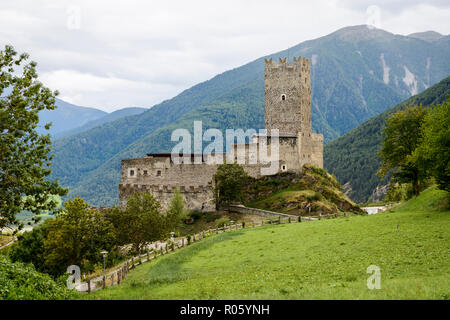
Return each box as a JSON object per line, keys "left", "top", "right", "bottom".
{"left": 119, "top": 56, "right": 323, "bottom": 212}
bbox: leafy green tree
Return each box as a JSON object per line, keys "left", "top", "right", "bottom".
{"left": 43, "top": 197, "right": 116, "bottom": 276}
{"left": 378, "top": 105, "right": 427, "bottom": 196}
{"left": 414, "top": 99, "right": 450, "bottom": 192}
{"left": 214, "top": 163, "right": 249, "bottom": 206}
{"left": 9, "top": 219, "right": 52, "bottom": 272}
{"left": 0, "top": 45, "right": 67, "bottom": 228}
{"left": 108, "top": 192, "right": 176, "bottom": 255}
{"left": 167, "top": 188, "right": 187, "bottom": 222}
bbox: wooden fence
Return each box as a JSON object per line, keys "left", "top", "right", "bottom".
{"left": 78, "top": 212, "right": 341, "bottom": 293}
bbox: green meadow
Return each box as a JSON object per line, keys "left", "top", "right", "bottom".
{"left": 90, "top": 187, "right": 449, "bottom": 300}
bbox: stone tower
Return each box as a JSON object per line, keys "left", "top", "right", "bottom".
{"left": 264, "top": 56, "right": 312, "bottom": 135}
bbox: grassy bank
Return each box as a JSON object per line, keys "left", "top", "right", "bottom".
{"left": 90, "top": 187, "right": 449, "bottom": 300}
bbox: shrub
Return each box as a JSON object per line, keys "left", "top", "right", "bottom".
{"left": 215, "top": 217, "right": 230, "bottom": 228}
{"left": 306, "top": 192, "right": 323, "bottom": 202}
{"left": 0, "top": 256, "right": 77, "bottom": 300}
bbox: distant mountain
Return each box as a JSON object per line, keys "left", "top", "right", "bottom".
{"left": 38, "top": 98, "right": 106, "bottom": 136}
{"left": 49, "top": 25, "right": 450, "bottom": 206}
{"left": 408, "top": 31, "right": 444, "bottom": 42}
{"left": 53, "top": 107, "right": 148, "bottom": 139}
{"left": 324, "top": 76, "right": 450, "bottom": 203}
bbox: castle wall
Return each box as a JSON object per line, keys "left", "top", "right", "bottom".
{"left": 118, "top": 55, "right": 323, "bottom": 212}
{"left": 297, "top": 132, "right": 324, "bottom": 168}
{"left": 119, "top": 183, "right": 215, "bottom": 212}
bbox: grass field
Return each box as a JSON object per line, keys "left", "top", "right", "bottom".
{"left": 90, "top": 187, "right": 449, "bottom": 300}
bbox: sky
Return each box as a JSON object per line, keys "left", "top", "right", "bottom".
{"left": 0, "top": 0, "right": 449, "bottom": 112}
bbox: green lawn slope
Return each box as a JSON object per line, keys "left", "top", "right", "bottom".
{"left": 90, "top": 188, "right": 449, "bottom": 300}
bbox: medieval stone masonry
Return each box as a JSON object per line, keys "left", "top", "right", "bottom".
{"left": 119, "top": 56, "right": 323, "bottom": 212}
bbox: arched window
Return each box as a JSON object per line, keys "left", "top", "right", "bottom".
{"left": 281, "top": 94, "right": 286, "bottom": 101}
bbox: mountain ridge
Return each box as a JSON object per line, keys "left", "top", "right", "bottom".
{"left": 49, "top": 25, "right": 450, "bottom": 206}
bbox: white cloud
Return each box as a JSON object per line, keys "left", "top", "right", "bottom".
{"left": 0, "top": 0, "right": 449, "bottom": 112}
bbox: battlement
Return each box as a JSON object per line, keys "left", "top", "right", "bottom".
{"left": 119, "top": 183, "right": 212, "bottom": 194}
{"left": 264, "top": 56, "right": 310, "bottom": 71}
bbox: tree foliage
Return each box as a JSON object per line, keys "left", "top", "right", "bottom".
{"left": 0, "top": 45, "right": 67, "bottom": 228}
{"left": 214, "top": 163, "right": 249, "bottom": 206}
{"left": 0, "top": 256, "right": 77, "bottom": 300}
{"left": 9, "top": 220, "right": 52, "bottom": 272}
{"left": 414, "top": 99, "right": 450, "bottom": 192}
{"left": 167, "top": 188, "right": 187, "bottom": 222}
{"left": 108, "top": 192, "right": 177, "bottom": 255}
{"left": 378, "top": 105, "right": 427, "bottom": 195}
{"left": 43, "top": 197, "right": 116, "bottom": 276}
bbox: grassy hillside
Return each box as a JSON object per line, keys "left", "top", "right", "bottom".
{"left": 324, "top": 76, "right": 450, "bottom": 203}
{"left": 244, "top": 165, "right": 362, "bottom": 216}
{"left": 90, "top": 188, "right": 449, "bottom": 300}
{"left": 50, "top": 25, "right": 450, "bottom": 206}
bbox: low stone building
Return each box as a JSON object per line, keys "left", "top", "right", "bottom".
{"left": 119, "top": 56, "right": 323, "bottom": 212}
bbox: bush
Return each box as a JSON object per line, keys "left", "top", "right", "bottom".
{"left": 306, "top": 192, "right": 323, "bottom": 202}
{"left": 215, "top": 217, "right": 230, "bottom": 228}
{"left": 0, "top": 256, "right": 77, "bottom": 300}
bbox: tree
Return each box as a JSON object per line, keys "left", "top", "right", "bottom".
{"left": 9, "top": 219, "right": 52, "bottom": 272}
{"left": 378, "top": 105, "right": 427, "bottom": 196}
{"left": 43, "top": 197, "right": 116, "bottom": 276}
{"left": 214, "top": 163, "right": 249, "bottom": 206}
{"left": 167, "top": 188, "right": 187, "bottom": 223}
{"left": 108, "top": 192, "right": 176, "bottom": 255}
{"left": 0, "top": 45, "right": 67, "bottom": 229}
{"left": 414, "top": 99, "right": 450, "bottom": 192}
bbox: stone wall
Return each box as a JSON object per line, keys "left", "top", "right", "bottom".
{"left": 119, "top": 183, "right": 216, "bottom": 212}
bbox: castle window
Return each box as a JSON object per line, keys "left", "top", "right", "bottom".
{"left": 281, "top": 94, "right": 286, "bottom": 101}
{"left": 143, "top": 170, "right": 148, "bottom": 175}
{"left": 281, "top": 164, "right": 287, "bottom": 171}
{"left": 157, "top": 170, "right": 162, "bottom": 176}
{"left": 128, "top": 168, "right": 136, "bottom": 177}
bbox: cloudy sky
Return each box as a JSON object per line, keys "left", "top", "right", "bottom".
{"left": 1, "top": 0, "right": 449, "bottom": 112}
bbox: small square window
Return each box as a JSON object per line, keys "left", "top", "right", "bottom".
{"left": 281, "top": 94, "right": 286, "bottom": 101}
{"left": 143, "top": 170, "right": 148, "bottom": 175}
{"left": 129, "top": 170, "right": 134, "bottom": 176}
{"left": 157, "top": 170, "right": 162, "bottom": 176}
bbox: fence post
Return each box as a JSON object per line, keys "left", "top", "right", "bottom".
{"left": 288, "top": 217, "right": 291, "bottom": 223}
{"left": 132, "top": 256, "right": 135, "bottom": 268}
{"left": 87, "top": 279, "right": 91, "bottom": 293}
{"left": 102, "top": 275, "right": 106, "bottom": 289}
{"left": 298, "top": 216, "right": 302, "bottom": 223}
{"left": 111, "top": 273, "right": 114, "bottom": 285}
